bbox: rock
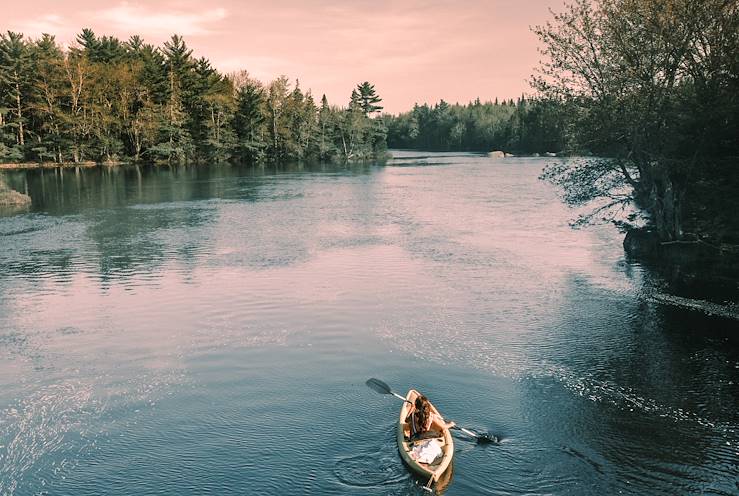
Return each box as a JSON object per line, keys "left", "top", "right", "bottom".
{"left": 504, "top": 152, "right": 515, "bottom": 157}
{"left": 624, "top": 228, "right": 719, "bottom": 262}
{"left": 532, "top": 153, "right": 540, "bottom": 157}
{"left": 0, "top": 188, "right": 32, "bottom": 207}
{"left": 488, "top": 150, "right": 506, "bottom": 158}
{"left": 544, "top": 152, "right": 557, "bottom": 157}
{"left": 623, "top": 228, "right": 660, "bottom": 257}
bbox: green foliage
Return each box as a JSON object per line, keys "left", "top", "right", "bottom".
{"left": 0, "top": 31, "right": 387, "bottom": 165}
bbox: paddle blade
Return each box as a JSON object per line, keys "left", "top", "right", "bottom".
{"left": 366, "top": 378, "right": 393, "bottom": 395}
{"left": 475, "top": 433, "right": 498, "bottom": 444}
{"left": 450, "top": 424, "right": 499, "bottom": 444}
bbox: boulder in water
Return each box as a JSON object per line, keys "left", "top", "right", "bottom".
{"left": 623, "top": 228, "right": 660, "bottom": 257}
{"left": 0, "top": 188, "right": 32, "bottom": 207}
{"left": 488, "top": 150, "right": 506, "bottom": 158}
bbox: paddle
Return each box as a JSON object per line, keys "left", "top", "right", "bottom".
{"left": 366, "top": 377, "right": 413, "bottom": 404}
{"left": 365, "top": 378, "right": 497, "bottom": 444}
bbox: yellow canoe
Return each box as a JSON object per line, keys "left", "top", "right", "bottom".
{"left": 396, "top": 389, "right": 454, "bottom": 484}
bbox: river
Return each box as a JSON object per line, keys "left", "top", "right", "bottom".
{"left": 0, "top": 151, "right": 736, "bottom": 495}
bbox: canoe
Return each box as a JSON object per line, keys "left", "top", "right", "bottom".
{"left": 396, "top": 389, "right": 454, "bottom": 483}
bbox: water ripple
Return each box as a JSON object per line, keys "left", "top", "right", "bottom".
{"left": 0, "top": 381, "right": 103, "bottom": 496}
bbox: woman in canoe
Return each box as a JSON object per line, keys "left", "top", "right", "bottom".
{"left": 406, "top": 394, "right": 455, "bottom": 439}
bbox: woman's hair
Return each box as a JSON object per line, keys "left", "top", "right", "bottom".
{"left": 414, "top": 395, "right": 431, "bottom": 431}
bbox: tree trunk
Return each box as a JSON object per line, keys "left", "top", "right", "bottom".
{"left": 14, "top": 78, "right": 24, "bottom": 146}
{"left": 636, "top": 164, "right": 683, "bottom": 242}
{"left": 133, "top": 123, "right": 141, "bottom": 161}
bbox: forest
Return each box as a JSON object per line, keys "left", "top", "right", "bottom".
{"left": 384, "top": 97, "right": 566, "bottom": 155}
{"left": 0, "top": 30, "right": 386, "bottom": 165}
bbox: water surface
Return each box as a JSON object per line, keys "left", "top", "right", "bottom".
{"left": 1, "top": 152, "right": 737, "bottom": 495}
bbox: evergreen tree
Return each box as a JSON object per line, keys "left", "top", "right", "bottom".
{"left": 0, "top": 32, "right": 32, "bottom": 157}
{"left": 154, "top": 35, "right": 194, "bottom": 163}
{"left": 356, "top": 81, "right": 383, "bottom": 116}
{"left": 316, "top": 94, "right": 337, "bottom": 160}
{"left": 233, "top": 73, "right": 267, "bottom": 162}
{"left": 76, "top": 29, "right": 97, "bottom": 53}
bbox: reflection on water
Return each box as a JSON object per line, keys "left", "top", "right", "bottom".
{"left": 0, "top": 153, "right": 737, "bottom": 495}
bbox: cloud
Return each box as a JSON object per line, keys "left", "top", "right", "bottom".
{"left": 13, "top": 14, "right": 64, "bottom": 33}
{"left": 94, "top": 2, "right": 227, "bottom": 37}
{"left": 8, "top": 14, "right": 76, "bottom": 41}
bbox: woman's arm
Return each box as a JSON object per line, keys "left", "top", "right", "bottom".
{"left": 405, "top": 405, "right": 415, "bottom": 424}
{"left": 431, "top": 412, "right": 455, "bottom": 429}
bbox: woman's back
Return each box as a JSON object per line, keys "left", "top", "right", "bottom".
{"left": 408, "top": 395, "right": 433, "bottom": 438}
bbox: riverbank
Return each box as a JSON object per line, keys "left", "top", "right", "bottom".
{"left": 0, "top": 161, "right": 99, "bottom": 170}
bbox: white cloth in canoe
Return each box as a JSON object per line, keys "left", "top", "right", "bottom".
{"left": 409, "top": 439, "right": 443, "bottom": 464}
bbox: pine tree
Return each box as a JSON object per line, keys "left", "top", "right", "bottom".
{"left": 233, "top": 75, "right": 267, "bottom": 162}
{"left": 356, "top": 81, "right": 383, "bottom": 116}
{"left": 0, "top": 32, "right": 33, "bottom": 156}
{"left": 316, "top": 94, "right": 336, "bottom": 160}
{"left": 154, "top": 35, "right": 195, "bottom": 163}
{"left": 75, "top": 29, "right": 98, "bottom": 55}
{"left": 190, "top": 57, "right": 224, "bottom": 159}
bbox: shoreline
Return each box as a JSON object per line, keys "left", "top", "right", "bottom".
{"left": 0, "top": 156, "right": 386, "bottom": 171}
{"left": 0, "top": 161, "right": 100, "bottom": 170}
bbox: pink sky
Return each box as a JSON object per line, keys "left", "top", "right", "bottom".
{"left": 6, "top": 0, "right": 565, "bottom": 113}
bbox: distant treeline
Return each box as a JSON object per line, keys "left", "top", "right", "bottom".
{"left": 0, "top": 30, "right": 386, "bottom": 165}
{"left": 383, "top": 97, "right": 565, "bottom": 155}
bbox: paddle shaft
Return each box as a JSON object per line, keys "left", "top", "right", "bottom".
{"left": 392, "top": 392, "right": 412, "bottom": 403}
{"left": 451, "top": 425, "right": 480, "bottom": 438}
